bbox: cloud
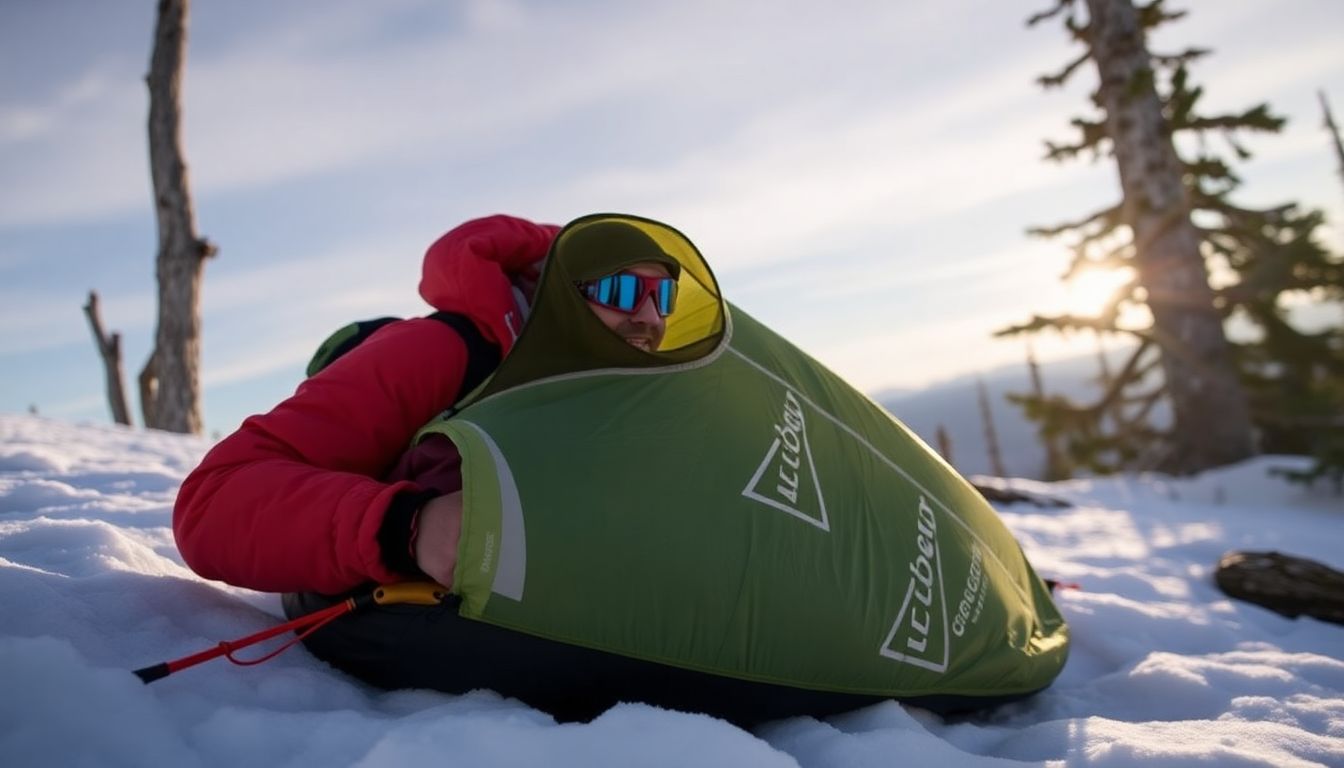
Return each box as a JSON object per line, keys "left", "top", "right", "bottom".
{"left": 5, "top": 0, "right": 1342, "bottom": 236}
{"left": 202, "top": 237, "right": 422, "bottom": 314}
{"left": 0, "top": 68, "right": 150, "bottom": 227}
{"left": 0, "top": 227, "right": 427, "bottom": 358}
{"left": 0, "top": 67, "right": 124, "bottom": 142}
{"left": 0, "top": 106, "right": 52, "bottom": 143}
{"left": 0, "top": 0, "right": 1049, "bottom": 229}
{"left": 180, "top": 1, "right": 716, "bottom": 197}
{"left": 0, "top": 286, "right": 155, "bottom": 357}
{"left": 529, "top": 47, "right": 1097, "bottom": 277}
{"left": 201, "top": 337, "right": 316, "bottom": 389}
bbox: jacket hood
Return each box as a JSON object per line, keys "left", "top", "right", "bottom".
{"left": 466, "top": 212, "right": 727, "bottom": 402}
{"left": 419, "top": 214, "right": 560, "bottom": 355}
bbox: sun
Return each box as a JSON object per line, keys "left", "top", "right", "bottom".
{"left": 1066, "top": 268, "right": 1134, "bottom": 317}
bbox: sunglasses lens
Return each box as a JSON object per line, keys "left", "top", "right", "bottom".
{"left": 589, "top": 275, "right": 610, "bottom": 305}
{"left": 657, "top": 279, "right": 677, "bottom": 316}
{"left": 614, "top": 273, "right": 638, "bottom": 312}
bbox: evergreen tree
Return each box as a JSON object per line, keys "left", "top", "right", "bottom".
{"left": 999, "top": 0, "right": 1344, "bottom": 486}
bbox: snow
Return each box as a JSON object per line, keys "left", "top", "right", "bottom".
{"left": 2, "top": 412, "right": 1342, "bottom": 767}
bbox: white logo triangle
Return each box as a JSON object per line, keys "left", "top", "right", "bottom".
{"left": 741, "top": 429, "right": 830, "bottom": 532}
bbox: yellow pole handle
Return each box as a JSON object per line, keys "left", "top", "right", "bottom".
{"left": 372, "top": 582, "right": 449, "bottom": 606}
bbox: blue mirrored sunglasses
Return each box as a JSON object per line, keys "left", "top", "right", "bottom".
{"left": 576, "top": 272, "right": 679, "bottom": 317}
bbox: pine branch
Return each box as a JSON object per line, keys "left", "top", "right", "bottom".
{"left": 994, "top": 312, "right": 1151, "bottom": 340}
{"left": 1137, "top": 0, "right": 1186, "bottom": 29}
{"left": 1162, "top": 64, "right": 1207, "bottom": 130}
{"left": 1053, "top": 209, "right": 1130, "bottom": 278}
{"left": 1065, "top": 239, "right": 1134, "bottom": 283}
{"left": 1038, "top": 50, "right": 1093, "bottom": 90}
{"left": 1195, "top": 197, "right": 1295, "bottom": 223}
{"left": 1225, "top": 134, "right": 1252, "bottom": 161}
{"left": 1137, "top": 319, "right": 1243, "bottom": 382}
{"left": 1092, "top": 339, "right": 1155, "bottom": 413}
{"left": 1042, "top": 115, "right": 1109, "bottom": 162}
{"left": 1131, "top": 353, "right": 1164, "bottom": 383}
{"left": 1181, "top": 104, "right": 1285, "bottom": 135}
{"left": 1151, "top": 47, "right": 1210, "bottom": 68}
{"left": 1224, "top": 256, "right": 1294, "bottom": 301}
{"left": 1026, "top": 0, "right": 1077, "bottom": 28}
{"left": 1027, "top": 202, "right": 1122, "bottom": 239}
{"left": 1183, "top": 155, "right": 1239, "bottom": 187}
{"left": 1117, "top": 384, "right": 1166, "bottom": 425}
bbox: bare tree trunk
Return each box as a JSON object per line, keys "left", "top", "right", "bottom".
{"left": 1084, "top": 0, "right": 1255, "bottom": 473}
{"left": 82, "top": 291, "right": 133, "bottom": 426}
{"left": 142, "top": 0, "right": 214, "bottom": 434}
{"left": 935, "top": 424, "right": 954, "bottom": 466}
{"left": 1322, "top": 90, "right": 1344, "bottom": 197}
{"left": 1027, "top": 341, "right": 1070, "bottom": 480}
{"left": 977, "top": 378, "right": 1008, "bottom": 477}
{"left": 1094, "top": 330, "right": 1112, "bottom": 384}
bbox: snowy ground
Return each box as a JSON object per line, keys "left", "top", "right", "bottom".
{"left": 1, "top": 412, "right": 1342, "bottom": 767}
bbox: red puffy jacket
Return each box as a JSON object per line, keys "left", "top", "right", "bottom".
{"left": 173, "top": 215, "right": 559, "bottom": 594}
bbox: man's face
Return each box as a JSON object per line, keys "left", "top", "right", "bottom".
{"left": 586, "top": 261, "right": 671, "bottom": 352}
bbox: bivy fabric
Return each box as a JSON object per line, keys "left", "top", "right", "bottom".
{"left": 411, "top": 213, "right": 1070, "bottom": 704}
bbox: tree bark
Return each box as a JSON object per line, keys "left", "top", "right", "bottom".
{"left": 1083, "top": 0, "right": 1255, "bottom": 472}
{"left": 142, "top": 0, "right": 214, "bottom": 434}
{"left": 82, "top": 291, "right": 133, "bottom": 426}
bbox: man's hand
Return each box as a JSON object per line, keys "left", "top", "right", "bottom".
{"left": 414, "top": 492, "right": 463, "bottom": 588}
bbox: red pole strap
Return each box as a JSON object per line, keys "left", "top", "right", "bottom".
{"left": 133, "top": 582, "right": 446, "bottom": 684}
{"left": 134, "top": 598, "right": 356, "bottom": 683}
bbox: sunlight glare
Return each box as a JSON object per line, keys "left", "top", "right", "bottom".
{"left": 1066, "top": 268, "right": 1134, "bottom": 317}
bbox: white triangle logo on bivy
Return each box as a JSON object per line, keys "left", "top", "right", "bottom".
{"left": 878, "top": 495, "right": 951, "bottom": 673}
{"left": 741, "top": 390, "right": 830, "bottom": 532}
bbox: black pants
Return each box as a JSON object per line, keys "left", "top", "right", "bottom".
{"left": 283, "top": 589, "right": 1019, "bottom": 727}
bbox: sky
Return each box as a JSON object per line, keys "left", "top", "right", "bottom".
{"left": 1, "top": 0, "right": 1342, "bottom": 436}
{"left": 3, "top": 412, "right": 1342, "bottom": 766}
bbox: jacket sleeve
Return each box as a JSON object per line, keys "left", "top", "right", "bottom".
{"left": 173, "top": 317, "right": 471, "bottom": 594}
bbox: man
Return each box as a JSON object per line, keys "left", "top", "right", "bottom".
{"left": 174, "top": 214, "right": 706, "bottom": 715}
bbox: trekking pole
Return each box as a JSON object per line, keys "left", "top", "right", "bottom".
{"left": 133, "top": 582, "right": 447, "bottom": 684}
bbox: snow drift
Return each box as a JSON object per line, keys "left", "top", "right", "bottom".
{"left": 1, "top": 413, "right": 1341, "bottom": 767}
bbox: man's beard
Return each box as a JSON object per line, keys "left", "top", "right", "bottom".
{"left": 617, "top": 320, "right": 660, "bottom": 351}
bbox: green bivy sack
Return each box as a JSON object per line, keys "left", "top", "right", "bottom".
{"left": 415, "top": 214, "right": 1069, "bottom": 702}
